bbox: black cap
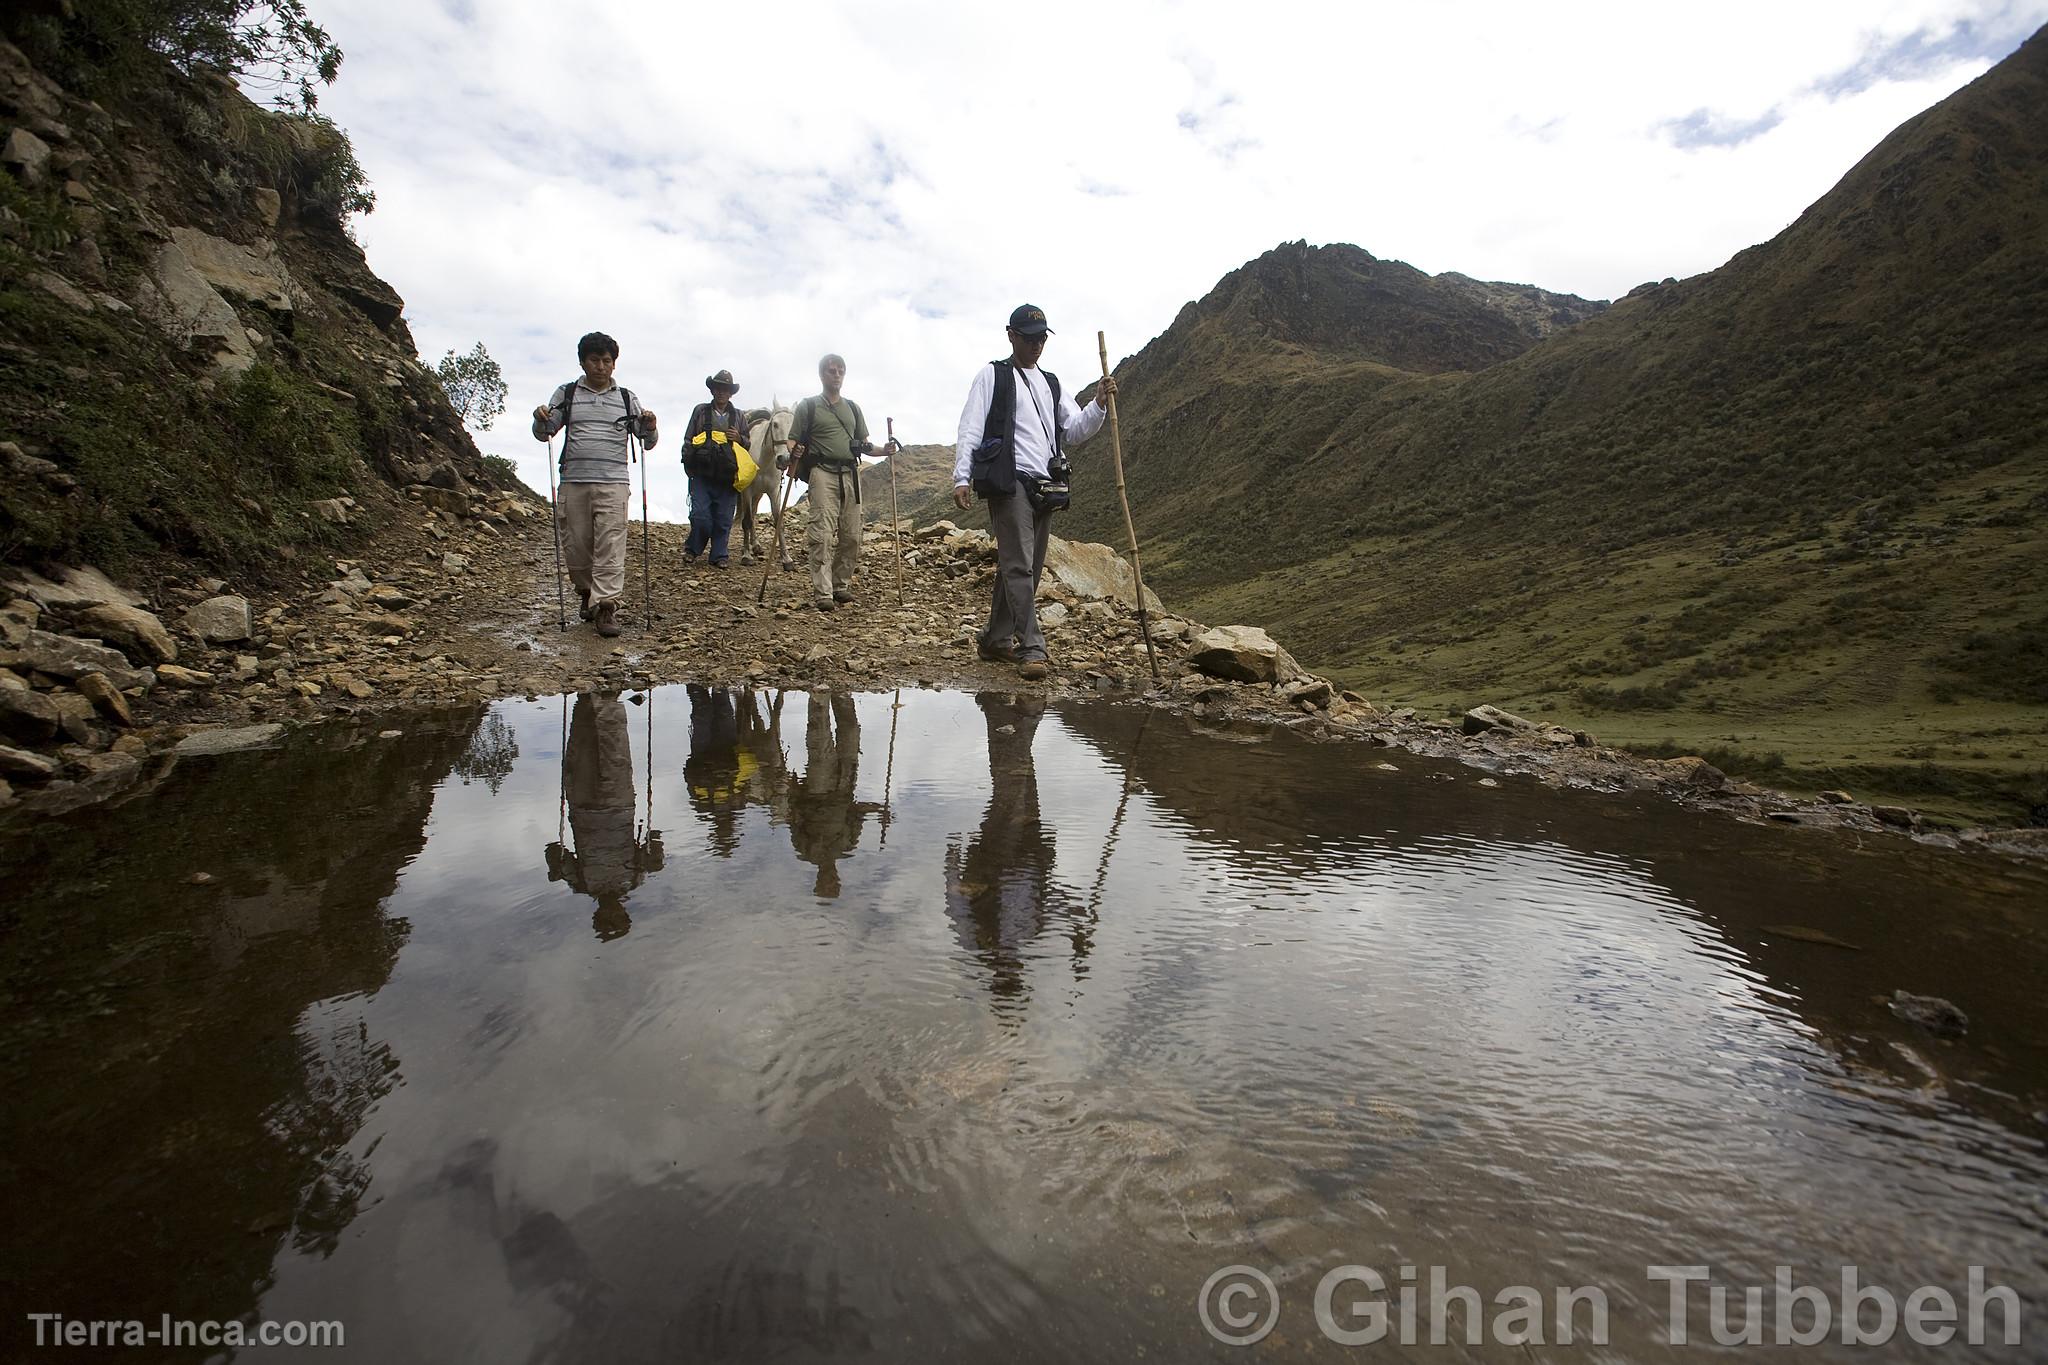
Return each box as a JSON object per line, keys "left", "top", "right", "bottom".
{"left": 1007, "top": 304, "right": 1052, "bottom": 336}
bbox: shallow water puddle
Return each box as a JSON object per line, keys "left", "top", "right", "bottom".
{"left": 3, "top": 687, "right": 2045, "bottom": 1361}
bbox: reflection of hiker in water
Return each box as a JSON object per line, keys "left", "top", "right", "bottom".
{"left": 684, "top": 684, "right": 750, "bottom": 857}
{"left": 545, "top": 692, "right": 662, "bottom": 941}
{"left": 786, "top": 692, "right": 882, "bottom": 899}
{"left": 945, "top": 692, "right": 1080, "bottom": 1009}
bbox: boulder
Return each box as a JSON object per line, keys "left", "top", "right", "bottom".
{"left": 49, "top": 690, "right": 104, "bottom": 746}
{"left": 135, "top": 237, "right": 256, "bottom": 375}
{"left": 249, "top": 186, "right": 282, "bottom": 226}
{"left": 1043, "top": 537, "right": 1163, "bottom": 611}
{"left": 1186, "top": 625, "right": 1301, "bottom": 685}
{"left": 442, "top": 553, "right": 470, "bottom": 574}
{"left": 184, "top": 595, "right": 253, "bottom": 644}
{"left": 0, "top": 744, "right": 60, "bottom": 782}
{"left": 71, "top": 602, "right": 178, "bottom": 664}
{"left": 4, "top": 564, "right": 141, "bottom": 611}
{"left": 167, "top": 227, "right": 298, "bottom": 314}
{"left": 310, "top": 497, "right": 351, "bottom": 524}
{"left": 327, "top": 272, "right": 405, "bottom": 329}
{"left": 1279, "top": 676, "right": 1334, "bottom": 708}
{"left": 33, "top": 270, "right": 93, "bottom": 312}
{"left": 74, "top": 672, "right": 135, "bottom": 727}
{"left": 1889, "top": 990, "right": 1967, "bottom": 1038}
{"left": 0, "top": 599, "right": 35, "bottom": 648}
{"left": 2, "top": 127, "right": 52, "bottom": 185}
{"left": 173, "top": 723, "right": 284, "bottom": 756}
{"left": 155, "top": 664, "right": 216, "bottom": 688}
{"left": 1646, "top": 756, "right": 1729, "bottom": 793}
{"left": 1462, "top": 704, "right": 1538, "bottom": 736}
{"left": 417, "top": 486, "right": 468, "bottom": 518}
{"left": 10, "top": 629, "right": 152, "bottom": 690}
{"left": 2, "top": 441, "right": 75, "bottom": 489}
{"left": 0, "top": 687, "right": 61, "bottom": 744}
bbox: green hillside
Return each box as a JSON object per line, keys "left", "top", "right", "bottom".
{"left": 1019, "top": 27, "right": 2048, "bottom": 825}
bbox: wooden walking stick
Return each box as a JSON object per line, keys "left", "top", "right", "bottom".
{"left": 1098, "top": 331, "right": 1162, "bottom": 685}
{"left": 757, "top": 461, "right": 796, "bottom": 606}
{"left": 886, "top": 417, "right": 904, "bottom": 604}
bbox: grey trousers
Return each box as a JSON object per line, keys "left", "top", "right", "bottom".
{"left": 981, "top": 490, "right": 1053, "bottom": 661}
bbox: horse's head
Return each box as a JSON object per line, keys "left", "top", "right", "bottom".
{"left": 765, "top": 401, "right": 794, "bottom": 446}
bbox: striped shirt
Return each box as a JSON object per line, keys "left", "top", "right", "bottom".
{"left": 537, "top": 380, "right": 651, "bottom": 484}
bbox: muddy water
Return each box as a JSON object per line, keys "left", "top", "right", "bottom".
{"left": 2, "top": 688, "right": 2045, "bottom": 1362}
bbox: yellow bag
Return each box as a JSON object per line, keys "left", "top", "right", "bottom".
{"left": 689, "top": 427, "right": 756, "bottom": 492}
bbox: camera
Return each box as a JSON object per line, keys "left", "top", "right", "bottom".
{"left": 1030, "top": 452, "right": 1072, "bottom": 512}
{"left": 848, "top": 439, "right": 873, "bottom": 458}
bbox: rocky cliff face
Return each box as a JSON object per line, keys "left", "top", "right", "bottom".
{"left": 0, "top": 36, "right": 516, "bottom": 579}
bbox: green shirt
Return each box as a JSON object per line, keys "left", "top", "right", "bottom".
{"left": 795, "top": 393, "right": 868, "bottom": 468}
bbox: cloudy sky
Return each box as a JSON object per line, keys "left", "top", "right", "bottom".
{"left": 306, "top": 0, "right": 2046, "bottom": 522}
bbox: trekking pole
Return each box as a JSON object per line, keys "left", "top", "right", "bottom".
{"left": 757, "top": 462, "right": 795, "bottom": 606}
{"left": 885, "top": 417, "right": 904, "bottom": 605}
{"left": 546, "top": 434, "right": 567, "bottom": 630}
{"left": 1099, "top": 331, "right": 1161, "bottom": 686}
{"left": 630, "top": 424, "right": 652, "bottom": 629}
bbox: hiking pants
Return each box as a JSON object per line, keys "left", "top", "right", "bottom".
{"left": 982, "top": 490, "right": 1053, "bottom": 662}
{"left": 685, "top": 476, "right": 738, "bottom": 564}
{"left": 561, "top": 480, "right": 630, "bottom": 605}
{"left": 807, "top": 464, "right": 862, "bottom": 599}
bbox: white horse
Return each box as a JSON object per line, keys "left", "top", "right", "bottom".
{"left": 738, "top": 401, "right": 796, "bottom": 567}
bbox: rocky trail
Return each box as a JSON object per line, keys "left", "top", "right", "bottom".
{"left": 3, "top": 479, "right": 2045, "bottom": 859}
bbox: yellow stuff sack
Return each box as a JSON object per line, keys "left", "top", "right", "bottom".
{"left": 689, "top": 428, "right": 756, "bottom": 491}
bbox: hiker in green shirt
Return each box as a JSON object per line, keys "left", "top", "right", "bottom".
{"left": 786, "top": 353, "right": 898, "bottom": 611}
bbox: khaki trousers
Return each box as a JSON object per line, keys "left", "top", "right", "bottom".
{"left": 806, "top": 465, "right": 862, "bottom": 599}
{"left": 560, "top": 481, "right": 630, "bottom": 604}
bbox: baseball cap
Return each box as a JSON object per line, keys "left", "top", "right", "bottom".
{"left": 1007, "top": 304, "right": 1053, "bottom": 336}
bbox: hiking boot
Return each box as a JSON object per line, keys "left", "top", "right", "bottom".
{"left": 977, "top": 640, "right": 1020, "bottom": 664}
{"left": 1017, "top": 658, "right": 1050, "bottom": 681}
{"left": 594, "top": 600, "right": 622, "bottom": 637}
{"left": 711, "top": 558, "right": 730, "bottom": 570}
{"left": 577, "top": 588, "right": 595, "bottom": 621}
{"left": 832, "top": 588, "right": 853, "bottom": 604}
{"left": 814, "top": 597, "right": 837, "bottom": 612}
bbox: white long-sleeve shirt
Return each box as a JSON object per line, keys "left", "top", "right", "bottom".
{"left": 952, "top": 362, "right": 1107, "bottom": 486}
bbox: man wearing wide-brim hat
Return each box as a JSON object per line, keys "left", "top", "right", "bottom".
{"left": 952, "top": 304, "right": 1116, "bottom": 681}
{"left": 682, "top": 369, "right": 750, "bottom": 568}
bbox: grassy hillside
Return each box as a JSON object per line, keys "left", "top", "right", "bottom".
{"left": 1029, "top": 27, "right": 2048, "bottom": 824}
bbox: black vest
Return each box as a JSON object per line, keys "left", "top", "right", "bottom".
{"left": 973, "top": 360, "right": 1062, "bottom": 497}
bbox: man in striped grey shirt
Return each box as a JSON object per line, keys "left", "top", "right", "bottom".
{"left": 531, "top": 331, "right": 659, "bottom": 636}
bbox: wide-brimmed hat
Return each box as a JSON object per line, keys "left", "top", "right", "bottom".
{"left": 705, "top": 369, "right": 739, "bottom": 393}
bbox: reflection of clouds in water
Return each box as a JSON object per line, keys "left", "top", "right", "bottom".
{"left": 246, "top": 688, "right": 2048, "bottom": 1359}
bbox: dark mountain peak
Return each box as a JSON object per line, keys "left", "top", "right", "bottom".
{"left": 1141, "top": 239, "right": 1605, "bottom": 381}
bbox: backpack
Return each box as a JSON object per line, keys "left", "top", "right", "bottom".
{"left": 554, "top": 380, "right": 643, "bottom": 438}
{"left": 970, "top": 360, "right": 1061, "bottom": 498}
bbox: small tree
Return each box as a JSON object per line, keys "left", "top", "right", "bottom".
{"left": 436, "top": 342, "right": 507, "bottom": 430}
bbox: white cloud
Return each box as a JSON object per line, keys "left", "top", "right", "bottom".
{"left": 303, "top": 0, "right": 2047, "bottom": 517}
